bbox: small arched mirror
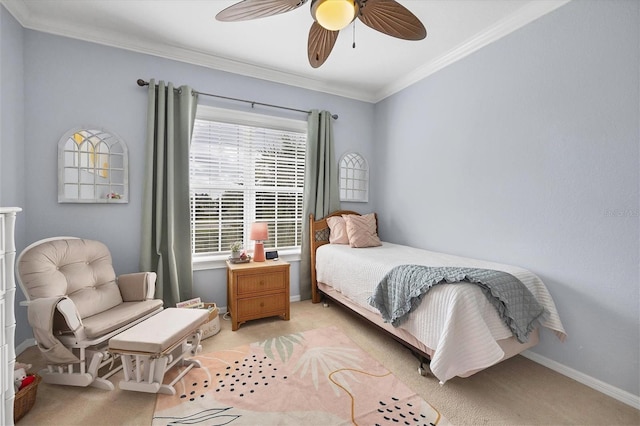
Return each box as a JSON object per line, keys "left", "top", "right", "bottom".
{"left": 339, "top": 152, "right": 369, "bottom": 202}
{"left": 58, "top": 127, "right": 129, "bottom": 203}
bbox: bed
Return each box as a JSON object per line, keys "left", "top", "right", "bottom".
{"left": 309, "top": 210, "right": 566, "bottom": 383}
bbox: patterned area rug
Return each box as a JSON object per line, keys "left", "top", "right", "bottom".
{"left": 153, "top": 326, "right": 449, "bottom": 425}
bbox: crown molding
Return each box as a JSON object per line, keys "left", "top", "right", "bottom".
{"left": 0, "top": 0, "right": 371, "bottom": 102}
{"left": 0, "top": 0, "right": 29, "bottom": 25}
{"left": 1, "top": 0, "right": 569, "bottom": 104}
{"left": 0, "top": 0, "right": 373, "bottom": 102}
{"left": 373, "top": 0, "right": 571, "bottom": 102}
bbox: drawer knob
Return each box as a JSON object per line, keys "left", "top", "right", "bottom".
{"left": 260, "top": 302, "right": 265, "bottom": 307}
{"left": 259, "top": 281, "right": 264, "bottom": 286}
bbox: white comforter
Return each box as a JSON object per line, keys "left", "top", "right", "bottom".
{"left": 315, "top": 242, "right": 566, "bottom": 383}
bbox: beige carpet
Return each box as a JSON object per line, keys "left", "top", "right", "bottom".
{"left": 152, "top": 326, "right": 448, "bottom": 425}
{"left": 16, "top": 299, "right": 640, "bottom": 425}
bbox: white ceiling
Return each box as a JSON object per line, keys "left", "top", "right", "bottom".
{"left": 2, "top": 0, "right": 569, "bottom": 102}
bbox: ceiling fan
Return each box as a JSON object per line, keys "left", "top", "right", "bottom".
{"left": 216, "top": 0, "right": 426, "bottom": 68}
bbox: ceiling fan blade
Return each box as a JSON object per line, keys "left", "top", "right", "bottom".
{"left": 216, "top": 0, "right": 308, "bottom": 22}
{"left": 308, "top": 21, "right": 339, "bottom": 68}
{"left": 357, "top": 0, "right": 426, "bottom": 40}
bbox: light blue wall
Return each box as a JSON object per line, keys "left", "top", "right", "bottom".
{"left": 0, "top": 6, "right": 26, "bottom": 212}
{"left": 0, "top": 5, "right": 28, "bottom": 348}
{"left": 372, "top": 0, "right": 639, "bottom": 396}
{"left": 6, "top": 24, "right": 374, "bottom": 345}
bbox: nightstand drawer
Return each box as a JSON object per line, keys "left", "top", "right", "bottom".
{"left": 237, "top": 294, "right": 287, "bottom": 318}
{"left": 237, "top": 271, "right": 287, "bottom": 295}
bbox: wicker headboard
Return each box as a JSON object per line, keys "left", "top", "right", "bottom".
{"left": 309, "top": 210, "right": 360, "bottom": 303}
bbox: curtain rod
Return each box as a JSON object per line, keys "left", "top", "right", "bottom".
{"left": 136, "top": 79, "right": 338, "bottom": 120}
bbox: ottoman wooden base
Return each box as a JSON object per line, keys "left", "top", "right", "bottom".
{"left": 109, "top": 308, "right": 209, "bottom": 395}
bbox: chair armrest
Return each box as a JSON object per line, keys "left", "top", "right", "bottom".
{"left": 26, "top": 297, "right": 83, "bottom": 364}
{"left": 27, "top": 296, "right": 86, "bottom": 341}
{"left": 117, "top": 272, "right": 157, "bottom": 301}
{"left": 56, "top": 298, "right": 87, "bottom": 340}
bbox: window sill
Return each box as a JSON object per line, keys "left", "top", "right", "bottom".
{"left": 192, "top": 249, "right": 302, "bottom": 271}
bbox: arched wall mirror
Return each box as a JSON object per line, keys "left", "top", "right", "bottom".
{"left": 339, "top": 152, "right": 369, "bottom": 203}
{"left": 58, "top": 127, "right": 129, "bottom": 203}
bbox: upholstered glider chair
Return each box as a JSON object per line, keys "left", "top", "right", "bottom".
{"left": 17, "top": 237, "right": 164, "bottom": 390}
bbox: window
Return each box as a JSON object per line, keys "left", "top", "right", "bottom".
{"left": 190, "top": 106, "right": 307, "bottom": 262}
{"left": 339, "top": 152, "right": 368, "bottom": 202}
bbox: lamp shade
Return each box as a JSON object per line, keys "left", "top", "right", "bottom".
{"left": 250, "top": 222, "right": 268, "bottom": 241}
{"left": 311, "top": 0, "right": 357, "bottom": 31}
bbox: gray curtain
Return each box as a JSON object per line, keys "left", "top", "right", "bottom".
{"left": 299, "top": 110, "right": 341, "bottom": 300}
{"left": 140, "top": 79, "right": 198, "bottom": 307}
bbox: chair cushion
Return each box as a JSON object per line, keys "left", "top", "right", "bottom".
{"left": 19, "top": 239, "right": 124, "bottom": 318}
{"left": 82, "top": 299, "right": 163, "bottom": 339}
{"left": 109, "top": 308, "right": 209, "bottom": 354}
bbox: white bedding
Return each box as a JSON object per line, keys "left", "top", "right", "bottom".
{"left": 315, "top": 242, "right": 566, "bottom": 383}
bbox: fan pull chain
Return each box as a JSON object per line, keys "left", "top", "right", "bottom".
{"left": 352, "top": 20, "right": 356, "bottom": 49}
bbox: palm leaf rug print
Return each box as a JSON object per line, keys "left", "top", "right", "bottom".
{"left": 152, "top": 326, "right": 448, "bottom": 425}
{"left": 293, "top": 345, "right": 362, "bottom": 396}
{"left": 255, "top": 332, "right": 304, "bottom": 363}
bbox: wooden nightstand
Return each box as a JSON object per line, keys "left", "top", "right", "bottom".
{"left": 226, "top": 259, "right": 290, "bottom": 331}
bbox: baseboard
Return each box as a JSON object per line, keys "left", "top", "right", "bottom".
{"left": 16, "top": 338, "right": 36, "bottom": 356}
{"left": 522, "top": 350, "right": 640, "bottom": 410}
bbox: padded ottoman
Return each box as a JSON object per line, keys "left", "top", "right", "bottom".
{"left": 109, "top": 307, "right": 209, "bottom": 394}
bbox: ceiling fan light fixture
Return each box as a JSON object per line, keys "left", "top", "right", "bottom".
{"left": 217, "top": 0, "right": 426, "bottom": 68}
{"left": 311, "top": 0, "right": 357, "bottom": 31}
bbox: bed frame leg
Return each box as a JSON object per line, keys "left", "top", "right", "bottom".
{"left": 411, "top": 350, "right": 431, "bottom": 377}
{"left": 418, "top": 361, "right": 429, "bottom": 377}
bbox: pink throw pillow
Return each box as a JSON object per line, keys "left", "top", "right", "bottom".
{"left": 343, "top": 213, "right": 382, "bottom": 248}
{"left": 327, "top": 216, "right": 349, "bottom": 244}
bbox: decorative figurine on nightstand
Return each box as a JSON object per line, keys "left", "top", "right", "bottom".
{"left": 229, "top": 241, "right": 251, "bottom": 264}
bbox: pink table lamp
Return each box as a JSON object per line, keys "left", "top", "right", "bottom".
{"left": 250, "top": 222, "right": 268, "bottom": 262}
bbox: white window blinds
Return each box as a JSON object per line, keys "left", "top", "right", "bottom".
{"left": 190, "top": 107, "right": 307, "bottom": 257}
